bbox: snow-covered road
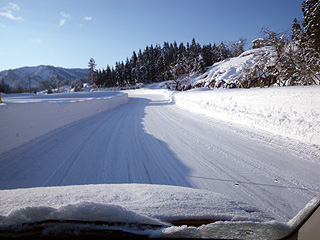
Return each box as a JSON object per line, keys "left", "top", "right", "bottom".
{"left": 0, "top": 90, "right": 319, "bottom": 222}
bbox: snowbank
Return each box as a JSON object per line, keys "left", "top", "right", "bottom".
{"left": 172, "top": 86, "right": 320, "bottom": 145}
{"left": 0, "top": 91, "right": 128, "bottom": 154}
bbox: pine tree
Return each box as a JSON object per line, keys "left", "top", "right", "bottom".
{"left": 189, "top": 38, "right": 198, "bottom": 59}
{"left": 124, "top": 58, "right": 133, "bottom": 85}
{"left": 130, "top": 51, "right": 138, "bottom": 68}
{"left": 0, "top": 78, "right": 11, "bottom": 93}
{"left": 194, "top": 54, "right": 206, "bottom": 74}
{"left": 291, "top": 18, "right": 302, "bottom": 41}
{"left": 88, "top": 58, "right": 97, "bottom": 86}
{"left": 302, "top": 0, "right": 320, "bottom": 53}
{"left": 96, "top": 69, "right": 105, "bottom": 87}
{"left": 104, "top": 65, "right": 112, "bottom": 87}
{"left": 218, "top": 42, "right": 230, "bottom": 61}
{"left": 201, "top": 44, "right": 212, "bottom": 67}
{"left": 156, "top": 55, "right": 165, "bottom": 82}
{"left": 230, "top": 38, "right": 247, "bottom": 57}
{"left": 211, "top": 43, "right": 220, "bottom": 63}
{"left": 300, "top": 0, "right": 320, "bottom": 84}
{"left": 114, "top": 62, "right": 124, "bottom": 87}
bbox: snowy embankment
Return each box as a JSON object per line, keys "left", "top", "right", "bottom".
{"left": 172, "top": 86, "right": 320, "bottom": 145}
{"left": 0, "top": 91, "right": 128, "bottom": 154}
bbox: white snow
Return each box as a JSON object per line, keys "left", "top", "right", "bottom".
{"left": 154, "top": 220, "right": 291, "bottom": 239}
{"left": 0, "top": 86, "right": 319, "bottom": 238}
{"left": 192, "top": 46, "right": 276, "bottom": 88}
{"left": 154, "top": 196, "right": 320, "bottom": 239}
{"left": 0, "top": 184, "right": 269, "bottom": 226}
{"left": 0, "top": 91, "right": 128, "bottom": 154}
{"left": 172, "top": 86, "right": 320, "bottom": 145}
{"left": 0, "top": 185, "right": 319, "bottom": 239}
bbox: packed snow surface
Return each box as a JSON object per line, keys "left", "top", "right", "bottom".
{"left": 0, "top": 91, "right": 128, "bottom": 154}
{"left": 0, "top": 87, "right": 319, "bottom": 238}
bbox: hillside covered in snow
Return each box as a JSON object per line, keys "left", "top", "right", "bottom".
{"left": 0, "top": 65, "right": 88, "bottom": 91}
{"left": 190, "top": 46, "right": 277, "bottom": 89}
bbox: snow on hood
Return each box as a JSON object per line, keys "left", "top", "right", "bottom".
{"left": 1, "top": 184, "right": 319, "bottom": 239}
{"left": 0, "top": 202, "right": 164, "bottom": 226}
{"left": 0, "top": 184, "right": 272, "bottom": 226}
{"left": 156, "top": 195, "right": 320, "bottom": 239}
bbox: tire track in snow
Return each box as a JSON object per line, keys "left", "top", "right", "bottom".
{"left": 148, "top": 103, "right": 285, "bottom": 218}
{"left": 42, "top": 118, "right": 111, "bottom": 186}
{"left": 139, "top": 92, "right": 320, "bottom": 222}
{"left": 0, "top": 90, "right": 319, "bottom": 223}
{"left": 0, "top": 96, "right": 193, "bottom": 189}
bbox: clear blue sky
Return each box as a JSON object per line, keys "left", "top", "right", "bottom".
{"left": 0, "top": 0, "right": 303, "bottom": 71}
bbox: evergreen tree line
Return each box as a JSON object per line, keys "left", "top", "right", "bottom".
{"left": 0, "top": 78, "right": 35, "bottom": 94}
{"left": 90, "top": 0, "right": 319, "bottom": 90}
{"left": 89, "top": 38, "right": 246, "bottom": 89}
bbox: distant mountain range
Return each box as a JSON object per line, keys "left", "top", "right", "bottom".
{"left": 0, "top": 65, "right": 89, "bottom": 91}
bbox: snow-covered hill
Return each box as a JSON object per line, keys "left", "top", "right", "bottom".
{"left": 0, "top": 65, "right": 89, "bottom": 90}
{"left": 190, "top": 46, "right": 276, "bottom": 88}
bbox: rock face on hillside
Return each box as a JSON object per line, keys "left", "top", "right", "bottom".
{"left": 0, "top": 65, "right": 89, "bottom": 91}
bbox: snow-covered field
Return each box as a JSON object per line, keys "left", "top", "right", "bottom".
{"left": 0, "top": 91, "right": 128, "bottom": 154}
{"left": 0, "top": 86, "right": 319, "bottom": 238}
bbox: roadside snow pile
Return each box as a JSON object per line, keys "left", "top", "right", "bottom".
{"left": 173, "top": 86, "right": 320, "bottom": 145}
{"left": 0, "top": 184, "right": 271, "bottom": 226}
{"left": 192, "top": 46, "right": 276, "bottom": 88}
{"left": 0, "top": 91, "right": 128, "bottom": 154}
